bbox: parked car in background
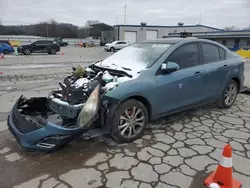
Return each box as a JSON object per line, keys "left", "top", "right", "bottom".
{"left": 17, "top": 40, "right": 60, "bottom": 55}
{"left": 10, "top": 40, "right": 21, "bottom": 47}
{"left": 104, "top": 41, "right": 129, "bottom": 52}
{"left": 8, "top": 38, "right": 244, "bottom": 152}
{"left": 54, "top": 37, "right": 68, "bottom": 47}
{"left": 0, "top": 42, "right": 15, "bottom": 54}
{"left": 0, "top": 40, "right": 11, "bottom": 46}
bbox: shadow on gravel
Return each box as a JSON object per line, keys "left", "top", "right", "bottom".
{"left": 190, "top": 170, "right": 209, "bottom": 188}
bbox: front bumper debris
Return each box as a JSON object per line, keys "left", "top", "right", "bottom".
{"left": 7, "top": 96, "right": 90, "bottom": 152}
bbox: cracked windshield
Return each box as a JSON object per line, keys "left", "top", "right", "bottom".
{"left": 0, "top": 0, "right": 250, "bottom": 188}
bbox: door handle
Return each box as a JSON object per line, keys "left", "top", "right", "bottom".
{"left": 194, "top": 71, "right": 202, "bottom": 77}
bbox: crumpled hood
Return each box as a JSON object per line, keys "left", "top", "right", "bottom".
{"left": 95, "top": 59, "right": 144, "bottom": 78}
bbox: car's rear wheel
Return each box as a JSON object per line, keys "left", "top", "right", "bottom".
{"left": 49, "top": 48, "right": 57, "bottom": 55}
{"left": 219, "top": 80, "right": 238, "bottom": 109}
{"left": 110, "top": 99, "right": 148, "bottom": 142}
{"left": 24, "top": 49, "right": 31, "bottom": 55}
{"left": 110, "top": 47, "right": 115, "bottom": 52}
{"left": 3, "top": 49, "right": 9, "bottom": 54}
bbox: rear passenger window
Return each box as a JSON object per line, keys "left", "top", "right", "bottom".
{"left": 168, "top": 43, "right": 199, "bottom": 69}
{"left": 45, "top": 41, "right": 53, "bottom": 44}
{"left": 203, "top": 43, "right": 220, "bottom": 63}
{"left": 117, "top": 42, "right": 126, "bottom": 44}
{"left": 34, "top": 41, "right": 43, "bottom": 44}
{"left": 219, "top": 48, "right": 226, "bottom": 60}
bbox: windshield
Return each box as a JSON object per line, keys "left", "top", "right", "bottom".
{"left": 101, "top": 43, "right": 172, "bottom": 69}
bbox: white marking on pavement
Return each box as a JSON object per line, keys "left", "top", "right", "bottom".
{"left": 0, "top": 64, "right": 68, "bottom": 69}
{"left": 4, "top": 152, "right": 22, "bottom": 162}
{"left": 0, "top": 120, "right": 8, "bottom": 132}
{"left": 0, "top": 147, "right": 11, "bottom": 154}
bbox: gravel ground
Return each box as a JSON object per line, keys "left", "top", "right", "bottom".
{"left": 1, "top": 94, "right": 250, "bottom": 188}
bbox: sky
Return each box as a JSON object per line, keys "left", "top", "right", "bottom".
{"left": 0, "top": 0, "right": 249, "bottom": 29}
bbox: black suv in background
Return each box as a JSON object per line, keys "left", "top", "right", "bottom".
{"left": 17, "top": 40, "right": 60, "bottom": 55}
{"left": 0, "top": 40, "right": 11, "bottom": 46}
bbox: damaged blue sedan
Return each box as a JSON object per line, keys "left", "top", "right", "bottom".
{"left": 8, "top": 38, "right": 244, "bottom": 152}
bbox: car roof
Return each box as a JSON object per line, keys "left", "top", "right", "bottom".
{"left": 141, "top": 37, "right": 227, "bottom": 47}
{"left": 35, "top": 40, "right": 53, "bottom": 42}
{"left": 141, "top": 37, "right": 188, "bottom": 44}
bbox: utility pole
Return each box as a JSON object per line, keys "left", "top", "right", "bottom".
{"left": 45, "top": 23, "right": 48, "bottom": 38}
{"left": 123, "top": 5, "right": 126, "bottom": 40}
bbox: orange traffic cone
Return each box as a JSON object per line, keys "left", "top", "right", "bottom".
{"left": 204, "top": 144, "right": 241, "bottom": 188}
{"left": 61, "top": 52, "right": 64, "bottom": 56}
{"left": 0, "top": 54, "right": 4, "bottom": 59}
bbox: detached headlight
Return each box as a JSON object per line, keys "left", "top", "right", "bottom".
{"left": 77, "top": 84, "right": 100, "bottom": 128}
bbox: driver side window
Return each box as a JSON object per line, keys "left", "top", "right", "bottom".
{"left": 167, "top": 42, "right": 199, "bottom": 69}
{"left": 33, "top": 41, "right": 43, "bottom": 45}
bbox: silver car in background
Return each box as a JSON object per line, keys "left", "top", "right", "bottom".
{"left": 104, "top": 41, "right": 129, "bottom": 52}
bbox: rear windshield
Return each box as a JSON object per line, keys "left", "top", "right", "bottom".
{"left": 0, "top": 40, "right": 10, "bottom": 45}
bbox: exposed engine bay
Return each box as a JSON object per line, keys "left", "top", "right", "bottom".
{"left": 17, "top": 63, "right": 134, "bottom": 128}
{"left": 7, "top": 63, "right": 137, "bottom": 152}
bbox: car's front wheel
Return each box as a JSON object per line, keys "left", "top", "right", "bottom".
{"left": 3, "top": 49, "right": 9, "bottom": 54}
{"left": 49, "top": 48, "right": 57, "bottom": 55}
{"left": 110, "top": 99, "right": 148, "bottom": 142}
{"left": 110, "top": 47, "right": 115, "bottom": 52}
{"left": 219, "top": 80, "right": 238, "bottom": 109}
{"left": 24, "top": 48, "right": 31, "bottom": 55}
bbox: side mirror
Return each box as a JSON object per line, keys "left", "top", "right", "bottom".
{"left": 161, "top": 62, "right": 179, "bottom": 73}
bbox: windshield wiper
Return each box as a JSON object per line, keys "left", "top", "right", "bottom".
{"left": 92, "top": 64, "right": 132, "bottom": 78}
{"left": 111, "top": 64, "right": 132, "bottom": 71}
{"left": 121, "top": 67, "right": 132, "bottom": 71}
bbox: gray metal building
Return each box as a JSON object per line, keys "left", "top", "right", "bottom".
{"left": 101, "top": 24, "right": 250, "bottom": 51}
{"left": 101, "top": 24, "right": 222, "bottom": 44}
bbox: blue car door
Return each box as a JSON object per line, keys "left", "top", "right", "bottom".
{"left": 201, "top": 42, "right": 231, "bottom": 100}
{"left": 155, "top": 42, "right": 205, "bottom": 116}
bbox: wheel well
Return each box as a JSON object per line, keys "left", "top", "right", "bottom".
{"left": 125, "top": 96, "right": 152, "bottom": 120}
{"left": 3, "top": 49, "right": 9, "bottom": 53}
{"left": 232, "top": 77, "right": 240, "bottom": 92}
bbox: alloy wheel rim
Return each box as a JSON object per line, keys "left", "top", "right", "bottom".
{"left": 224, "top": 84, "right": 237, "bottom": 106}
{"left": 25, "top": 49, "right": 30, "bottom": 54}
{"left": 118, "top": 107, "right": 145, "bottom": 138}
